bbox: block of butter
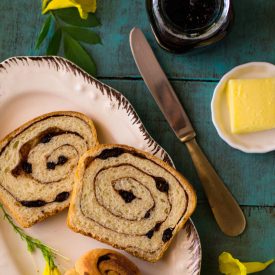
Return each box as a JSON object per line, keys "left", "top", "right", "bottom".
{"left": 227, "top": 78, "right": 275, "bottom": 134}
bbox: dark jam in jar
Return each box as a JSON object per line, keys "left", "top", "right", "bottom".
{"left": 146, "top": 0, "right": 233, "bottom": 53}
{"left": 162, "top": 0, "right": 221, "bottom": 33}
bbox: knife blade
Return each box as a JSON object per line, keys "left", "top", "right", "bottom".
{"left": 129, "top": 28, "right": 195, "bottom": 143}
{"left": 130, "top": 27, "right": 246, "bottom": 236}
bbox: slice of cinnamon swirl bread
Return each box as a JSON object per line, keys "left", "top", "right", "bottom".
{"left": 0, "top": 111, "right": 98, "bottom": 227}
{"left": 68, "top": 144, "right": 196, "bottom": 262}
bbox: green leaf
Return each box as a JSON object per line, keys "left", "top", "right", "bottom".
{"left": 35, "top": 15, "right": 52, "bottom": 49}
{"left": 53, "top": 8, "right": 100, "bottom": 27}
{"left": 26, "top": 238, "right": 35, "bottom": 252}
{"left": 47, "top": 28, "right": 62, "bottom": 55}
{"left": 62, "top": 26, "right": 101, "bottom": 44}
{"left": 63, "top": 34, "right": 97, "bottom": 76}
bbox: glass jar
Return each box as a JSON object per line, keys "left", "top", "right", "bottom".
{"left": 146, "top": 0, "right": 233, "bottom": 53}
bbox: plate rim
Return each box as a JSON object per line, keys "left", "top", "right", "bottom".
{"left": 0, "top": 55, "right": 202, "bottom": 274}
{"left": 0, "top": 55, "right": 174, "bottom": 163}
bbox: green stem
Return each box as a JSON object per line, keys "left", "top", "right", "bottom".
{"left": 51, "top": 11, "right": 61, "bottom": 28}
{"left": 0, "top": 203, "right": 57, "bottom": 268}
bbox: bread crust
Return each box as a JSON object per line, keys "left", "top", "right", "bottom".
{"left": 67, "top": 144, "right": 197, "bottom": 262}
{"left": 0, "top": 111, "right": 98, "bottom": 228}
{"left": 65, "top": 248, "right": 141, "bottom": 275}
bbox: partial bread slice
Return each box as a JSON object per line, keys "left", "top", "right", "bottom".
{"left": 0, "top": 111, "right": 98, "bottom": 227}
{"left": 68, "top": 144, "right": 196, "bottom": 262}
{"left": 65, "top": 249, "right": 140, "bottom": 275}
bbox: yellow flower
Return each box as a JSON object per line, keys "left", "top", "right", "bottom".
{"left": 219, "top": 252, "right": 274, "bottom": 275}
{"left": 42, "top": 0, "right": 97, "bottom": 19}
{"left": 43, "top": 261, "right": 61, "bottom": 275}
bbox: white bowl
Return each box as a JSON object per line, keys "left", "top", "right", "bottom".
{"left": 211, "top": 62, "right": 275, "bottom": 153}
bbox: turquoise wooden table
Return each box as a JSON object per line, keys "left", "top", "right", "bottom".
{"left": 0, "top": 1, "right": 274, "bottom": 274}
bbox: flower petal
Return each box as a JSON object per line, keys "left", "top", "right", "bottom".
{"left": 75, "top": 0, "right": 96, "bottom": 13}
{"left": 75, "top": 4, "right": 89, "bottom": 19}
{"left": 42, "top": 0, "right": 52, "bottom": 10}
{"left": 42, "top": 0, "right": 97, "bottom": 18}
{"left": 219, "top": 252, "right": 274, "bottom": 275}
{"left": 42, "top": 261, "right": 51, "bottom": 275}
{"left": 219, "top": 252, "right": 247, "bottom": 275}
{"left": 244, "top": 259, "right": 274, "bottom": 273}
{"left": 42, "top": 0, "right": 76, "bottom": 14}
{"left": 52, "top": 267, "right": 61, "bottom": 275}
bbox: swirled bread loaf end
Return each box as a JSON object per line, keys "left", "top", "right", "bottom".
{"left": 65, "top": 248, "right": 140, "bottom": 275}
{"left": 68, "top": 144, "right": 196, "bottom": 262}
{"left": 0, "top": 111, "right": 98, "bottom": 227}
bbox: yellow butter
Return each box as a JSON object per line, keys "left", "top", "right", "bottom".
{"left": 227, "top": 78, "right": 275, "bottom": 134}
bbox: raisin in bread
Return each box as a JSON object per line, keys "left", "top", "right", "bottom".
{"left": 0, "top": 111, "right": 98, "bottom": 227}
{"left": 65, "top": 249, "right": 140, "bottom": 275}
{"left": 67, "top": 144, "right": 196, "bottom": 262}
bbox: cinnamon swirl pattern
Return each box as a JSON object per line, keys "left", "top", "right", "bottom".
{"left": 65, "top": 249, "right": 140, "bottom": 275}
{"left": 68, "top": 144, "right": 197, "bottom": 262}
{"left": 0, "top": 111, "right": 98, "bottom": 227}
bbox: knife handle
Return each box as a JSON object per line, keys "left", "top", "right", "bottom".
{"left": 185, "top": 138, "right": 246, "bottom": 236}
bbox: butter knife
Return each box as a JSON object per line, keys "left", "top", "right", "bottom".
{"left": 129, "top": 27, "right": 246, "bottom": 236}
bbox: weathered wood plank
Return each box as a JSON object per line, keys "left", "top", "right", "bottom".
{"left": 0, "top": 1, "right": 43, "bottom": 57}
{"left": 0, "top": 2, "right": 274, "bottom": 274}
{"left": 193, "top": 204, "right": 275, "bottom": 275}
{"left": 103, "top": 79, "right": 275, "bottom": 206}
{"left": 1, "top": 0, "right": 275, "bottom": 79}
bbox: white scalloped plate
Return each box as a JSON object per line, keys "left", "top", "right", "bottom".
{"left": 211, "top": 62, "right": 275, "bottom": 153}
{"left": 0, "top": 57, "right": 201, "bottom": 275}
